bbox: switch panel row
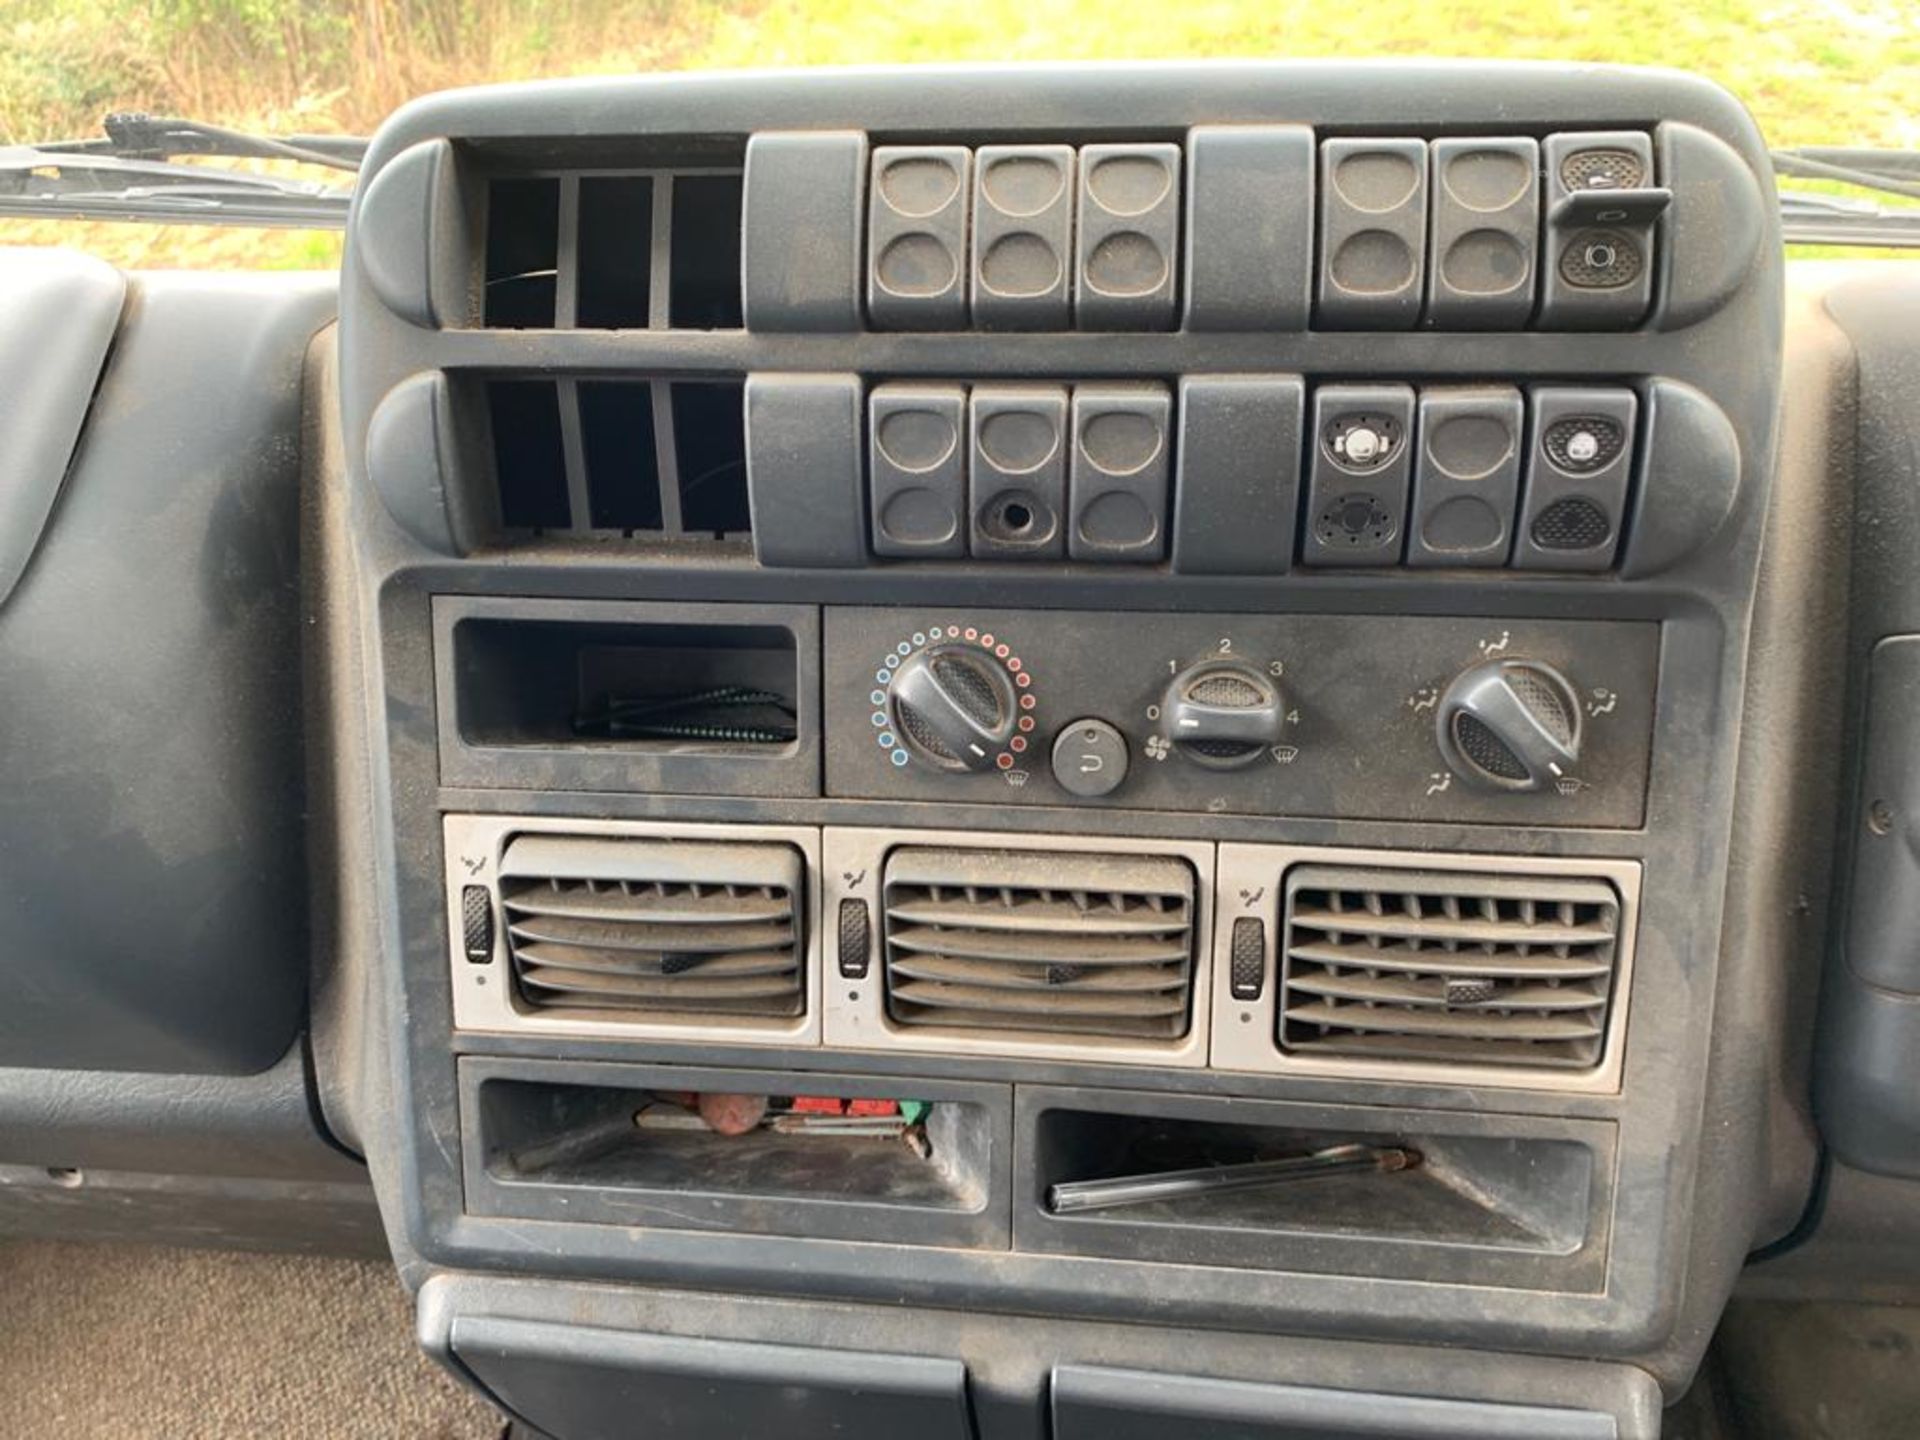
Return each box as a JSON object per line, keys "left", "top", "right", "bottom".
{"left": 868, "top": 143, "right": 1182, "bottom": 332}
{"left": 869, "top": 380, "right": 1172, "bottom": 562}
{"left": 744, "top": 373, "right": 1699, "bottom": 576}
{"left": 1317, "top": 132, "right": 1666, "bottom": 331}
{"left": 744, "top": 128, "right": 1670, "bottom": 335}
{"left": 1305, "top": 383, "right": 1639, "bottom": 572}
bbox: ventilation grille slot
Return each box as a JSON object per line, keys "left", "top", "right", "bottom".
{"left": 485, "top": 376, "right": 747, "bottom": 541}
{"left": 483, "top": 168, "right": 742, "bottom": 330}
{"left": 1280, "top": 865, "right": 1621, "bottom": 1070}
{"left": 881, "top": 848, "right": 1197, "bottom": 1042}
{"left": 500, "top": 835, "right": 804, "bottom": 1021}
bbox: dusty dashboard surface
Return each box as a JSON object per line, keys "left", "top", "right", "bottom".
{"left": 327, "top": 60, "right": 1783, "bottom": 1439}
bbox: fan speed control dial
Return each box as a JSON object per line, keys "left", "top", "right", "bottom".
{"left": 1435, "top": 659, "right": 1584, "bottom": 792}
{"left": 1161, "top": 661, "right": 1287, "bottom": 770}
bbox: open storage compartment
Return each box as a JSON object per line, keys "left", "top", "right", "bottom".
{"left": 1017, "top": 1087, "right": 1611, "bottom": 1290}
{"left": 434, "top": 596, "right": 820, "bottom": 796}
{"left": 460, "top": 1058, "right": 1011, "bottom": 1249}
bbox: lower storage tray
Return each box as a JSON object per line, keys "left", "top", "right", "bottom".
{"left": 1016, "top": 1087, "right": 1613, "bottom": 1291}
{"left": 460, "top": 1057, "right": 1011, "bottom": 1249}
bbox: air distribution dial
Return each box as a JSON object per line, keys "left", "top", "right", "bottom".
{"left": 1435, "top": 658, "right": 1584, "bottom": 792}
{"left": 869, "top": 625, "right": 1038, "bottom": 774}
{"left": 1160, "top": 660, "right": 1287, "bottom": 769}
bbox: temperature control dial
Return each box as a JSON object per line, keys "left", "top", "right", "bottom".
{"left": 869, "top": 626, "right": 1038, "bottom": 774}
{"left": 1435, "top": 659, "right": 1583, "bottom": 792}
{"left": 1161, "top": 660, "right": 1287, "bottom": 770}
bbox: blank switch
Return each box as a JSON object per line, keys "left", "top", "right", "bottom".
{"left": 1427, "top": 138, "right": 1540, "bottom": 328}
{"left": 1068, "top": 383, "right": 1171, "bottom": 562}
{"left": 868, "top": 146, "right": 971, "bottom": 330}
{"left": 1407, "top": 386, "right": 1523, "bottom": 568}
{"left": 1075, "top": 143, "right": 1181, "bottom": 331}
{"left": 870, "top": 383, "right": 967, "bottom": 558}
{"left": 1316, "top": 138, "right": 1427, "bottom": 330}
{"left": 972, "top": 146, "right": 1075, "bottom": 330}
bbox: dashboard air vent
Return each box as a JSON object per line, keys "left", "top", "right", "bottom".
{"left": 1280, "top": 865, "right": 1621, "bottom": 1070}
{"left": 485, "top": 376, "right": 747, "bottom": 540}
{"left": 483, "top": 167, "right": 742, "bottom": 330}
{"left": 500, "top": 835, "right": 804, "bottom": 1020}
{"left": 881, "top": 848, "right": 1197, "bottom": 1041}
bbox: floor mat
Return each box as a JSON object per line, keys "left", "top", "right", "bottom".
{"left": 0, "top": 1240, "right": 506, "bottom": 1439}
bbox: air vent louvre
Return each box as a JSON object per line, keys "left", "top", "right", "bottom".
{"left": 881, "top": 848, "right": 1197, "bottom": 1042}
{"left": 1280, "top": 865, "right": 1621, "bottom": 1070}
{"left": 500, "top": 835, "right": 805, "bottom": 1020}
{"left": 484, "top": 376, "right": 748, "bottom": 542}
{"left": 481, "top": 167, "right": 742, "bottom": 331}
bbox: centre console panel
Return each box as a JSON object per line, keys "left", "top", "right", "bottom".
{"left": 329, "top": 58, "right": 1785, "bottom": 1427}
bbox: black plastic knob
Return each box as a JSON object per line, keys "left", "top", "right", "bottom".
{"left": 888, "top": 643, "right": 1019, "bottom": 772}
{"left": 1435, "top": 659, "right": 1583, "bottom": 792}
{"left": 1161, "top": 661, "right": 1286, "bottom": 770}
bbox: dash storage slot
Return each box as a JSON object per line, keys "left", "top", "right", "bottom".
{"left": 460, "top": 1058, "right": 1011, "bottom": 1249}
{"left": 434, "top": 596, "right": 820, "bottom": 797}
{"left": 1017, "top": 1088, "right": 1611, "bottom": 1291}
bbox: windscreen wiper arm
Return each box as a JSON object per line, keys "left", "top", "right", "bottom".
{"left": 0, "top": 148, "right": 354, "bottom": 228}
{"left": 0, "top": 113, "right": 361, "bottom": 228}
{"left": 35, "top": 113, "right": 365, "bottom": 172}
{"left": 1773, "top": 146, "right": 1920, "bottom": 247}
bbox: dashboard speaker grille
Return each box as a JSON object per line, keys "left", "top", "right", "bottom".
{"left": 1279, "top": 865, "right": 1621, "bottom": 1069}
{"left": 500, "top": 835, "right": 805, "bottom": 1019}
{"left": 881, "top": 847, "right": 1197, "bottom": 1042}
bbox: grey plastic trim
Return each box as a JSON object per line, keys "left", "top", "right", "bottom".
{"left": 823, "top": 827, "right": 1216, "bottom": 1068}
{"left": 352, "top": 137, "right": 468, "bottom": 329}
{"left": 1838, "top": 636, "right": 1920, "bottom": 997}
{"left": 1170, "top": 374, "right": 1302, "bottom": 574}
{"left": 1656, "top": 122, "right": 1768, "bottom": 332}
{"left": 451, "top": 1316, "right": 975, "bottom": 1440}
{"left": 1210, "top": 845, "right": 1641, "bottom": 1095}
{"left": 743, "top": 131, "right": 867, "bottom": 332}
{"left": 366, "top": 370, "right": 460, "bottom": 553}
{"left": 446, "top": 813, "right": 824, "bottom": 1046}
{"left": 1184, "top": 126, "right": 1313, "bottom": 331}
{"left": 1620, "top": 378, "right": 1741, "bottom": 578}
{"left": 745, "top": 371, "right": 867, "bottom": 566}
{"left": 419, "top": 1272, "right": 1665, "bottom": 1439}
{"left": 0, "top": 247, "right": 126, "bottom": 610}
{"left": 1052, "top": 1365, "right": 1618, "bottom": 1440}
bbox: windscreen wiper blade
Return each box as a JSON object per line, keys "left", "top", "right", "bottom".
{"left": 0, "top": 147, "right": 353, "bottom": 228}
{"left": 1778, "top": 189, "right": 1920, "bottom": 248}
{"left": 1773, "top": 146, "right": 1920, "bottom": 247}
{"left": 1773, "top": 146, "right": 1920, "bottom": 200}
